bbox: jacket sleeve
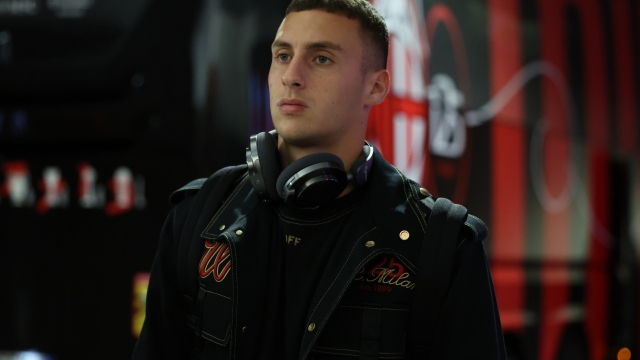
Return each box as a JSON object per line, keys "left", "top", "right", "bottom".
{"left": 427, "top": 240, "right": 506, "bottom": 360}
{"left": 132, "top": 205, "right": 192, "bottom": 359}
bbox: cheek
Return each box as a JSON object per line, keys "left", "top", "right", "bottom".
{"left": 267, "top": 75, "right": 275, "bottom": 90}
{"left": 268, "top": 75, "right": 279, "bottom": 100}
{"left": 268, "top": 64, "right": 280, "bottom": 89}
{"left": 331, "top": 75, "right": 364, "bottom": 107}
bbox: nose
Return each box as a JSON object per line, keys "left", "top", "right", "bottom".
{"left": 281, "top": 57, "right": 306, "bottom": 89}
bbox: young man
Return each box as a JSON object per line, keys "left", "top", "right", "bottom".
{"left": 133, "top": 1, "right": 505, "bottom": 359}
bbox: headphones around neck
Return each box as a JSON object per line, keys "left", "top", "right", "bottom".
{"left": 245, "top": 130, "right": 374, "bottom": 208}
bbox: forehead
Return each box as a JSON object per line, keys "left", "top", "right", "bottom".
{"left": 274, "top": 10, "right": 362, "bottom": 51}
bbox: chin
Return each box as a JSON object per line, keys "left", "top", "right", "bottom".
{"left": 278, "top": 132, "right": 314, "bottom": 146}
{"left": 277, "top": 129, "right": 323, "bottom": 147}
{"left": 274, "top": 118, "right": 308, "bottom": 136}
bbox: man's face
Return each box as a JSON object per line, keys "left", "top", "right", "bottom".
{"left": 269, "top": 10, "right": 368, "bottom": 147}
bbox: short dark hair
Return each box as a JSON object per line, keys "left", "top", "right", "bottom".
{"left": 286, "top": 0, "right": 389, "bottom": 73}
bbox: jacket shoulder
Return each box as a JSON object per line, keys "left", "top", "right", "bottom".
{"left": 168, "top": 164, "right": 248, "bottom": 205}
{"left": 169, "top": 178, "right": 208, "bottom": 205}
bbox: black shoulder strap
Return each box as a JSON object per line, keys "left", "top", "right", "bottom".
{"left": 408, "top": 197, "right": 468, "bottom": 358}
{"left": 172, "top": 166, "right": 248, "bottom": 358}
{"left": 175, "top": 166, "right": 249, "bottom": 299}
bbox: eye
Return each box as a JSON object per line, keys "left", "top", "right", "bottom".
{"left": 315, "top": 56, "right": 332, "bottom": 64}
{"left": 277, "top": 53, "right": 291, "bottom": 62}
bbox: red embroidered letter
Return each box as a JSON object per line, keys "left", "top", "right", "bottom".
{"left": 199, "top": 240, "right": 232, "bottom": 282}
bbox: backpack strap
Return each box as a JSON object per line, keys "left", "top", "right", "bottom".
{"left": 170, "top": 165, "right": 248, "bottom": 358}
{"left": 463, "top": 214, "right": 489, "bottom": 243}
{"left": 408, "top": 197, "right": 469, "bottom": 357}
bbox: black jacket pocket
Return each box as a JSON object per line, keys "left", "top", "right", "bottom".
{"left": 312, "top": 304, "right": 408, "bottom": 359}
{"left": 200, "top": 289, "right": 232, "bottom": 346}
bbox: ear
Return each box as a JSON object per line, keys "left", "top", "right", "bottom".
{"left": 364, "top": 69, "right": 390, "bottom": 107}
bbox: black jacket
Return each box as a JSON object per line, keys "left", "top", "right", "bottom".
{"left": 133, "top": 151, "right": 506, "bottom": 359}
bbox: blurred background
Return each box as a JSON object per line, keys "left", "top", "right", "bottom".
{"left": 0, "top": 0, "right": 638, "bottom": 359}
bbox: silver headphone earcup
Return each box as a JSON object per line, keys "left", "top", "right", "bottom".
{"left": 276, "top": 153, "right": 347, "bottom": 208}
{"left": 350, "top": 143, "right": 374, "bottom": 185}
{"left": 246, "top": 131, "right": 280, "bottom": 202}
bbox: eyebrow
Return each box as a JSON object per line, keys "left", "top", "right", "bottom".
{"left": 271, "top": 40, "right": 344, "bottom": 53}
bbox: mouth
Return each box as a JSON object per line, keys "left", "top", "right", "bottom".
{"left": 277, "top": 98, "right": 308, "bottom": 114}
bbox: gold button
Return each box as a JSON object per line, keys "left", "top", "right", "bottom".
{"left": 399, "top": 230, "right": 410, "bottom": 241}
{"left": 242, "top": 326, "right": 249, "bottom": 333}
{"left": 307, "top": 323, "right": 316, "bottom": 332}
{"left": 219, "top": 225, "right": 226, "bottom": 231}
{"left": 365, "top": 241, "right": 375, "bottom": 247}
{"left": 419, "top": 188, "right": 430, "bottom": 197}
{"left": 235, "top": 230, "right": 243, "bottom": 236}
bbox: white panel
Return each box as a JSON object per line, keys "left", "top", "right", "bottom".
{"left": 394, "top": 112, "right": 427, "bottom": 182}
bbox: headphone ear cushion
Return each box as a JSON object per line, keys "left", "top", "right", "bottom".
{"left": 276, "top": 153, "right": 346, "bottom": 206}
{"left": 255, "top": 132, "right": 281, "bottom": 202}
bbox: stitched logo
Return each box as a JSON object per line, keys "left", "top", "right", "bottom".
{"left": 199, "top": 240, "right": 232, "bottom": 282}
{"left": 285, "top": 235, "right": 301, "bottom": 246}
{"left": 354, "top": 255, "right": 415, "bottom": 292}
